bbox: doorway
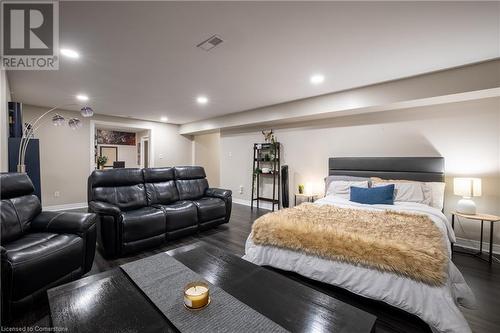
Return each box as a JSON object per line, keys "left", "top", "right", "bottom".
{"left": 90, "top": 120, "right": 153, "bottom": 173}
{"left": 140, "top": 136, "right": 150, "bottom": 168}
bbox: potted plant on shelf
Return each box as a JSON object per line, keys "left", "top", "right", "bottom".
{"left": 253, "top": 167, "right": 262, "bottom": 192}
{"left": 97, "top": 156, "right": 108, "bottom": 170}
{"left": 268, "top": 136, "right": 278, "bottom": 160}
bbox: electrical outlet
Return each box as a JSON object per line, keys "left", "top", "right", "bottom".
{"left": 229, "top": 152, "right": 232, "bottom": 157}
{"left": 54, "top": 191, "right": 60, "bottom": 197}
{"left": 159, "top": 154, "right": 164, "bottom": 159}
{"left": 239, "top": 185, "right": 243, "bottom": 194}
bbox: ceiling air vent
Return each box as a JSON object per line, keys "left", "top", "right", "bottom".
{"left": 197, "top": 35, "right": 224, "bottom": 51}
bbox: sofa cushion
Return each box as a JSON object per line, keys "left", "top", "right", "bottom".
{"left": 0, "top": 172, "right": 35, "bottom": 199}
{"left": 143, "top": 168, "right": 179, "bottom": 205}
{"left": 192, "top": 197, "right": 226, "bottom": 223}
{"left": 173, "top": 166, "right": 206, "bottom": 180}
{"left": 1, "top": 173, "right": 41, "bottom": 243}
{"left": 173, "top": 166, "right": 208, "bottom": 200}
{"left": 89, "top": 168, "right": 144, "bottom": 188}
{"left": 175, "top": 179, "right": 209, "bottom": 200}
{"left": 93, "top": 185, "right": 147, "bottom": 211}
{"left": 120, "top": 207, "right": 165, "bottom": 242}
{"left": 89, "top": 169, "right": 147, "bottom": 211}
{"left": 1, "top": 196, "right": 41, "bottom": 243}
{"left": 4, "top": 232, "right": 83, "bottom": 300}
{"left": 143, "top": 167, "right": 175, "bottom": 183}
{"left": 1, "top": 200, "right": 23, "bottom": 243}
{"left": 158, "top": 201, "right": 197, "bottom": 231}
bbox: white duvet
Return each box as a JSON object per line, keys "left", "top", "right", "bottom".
{"left": 243, "top": 196, "right": 476, "bottom": 333}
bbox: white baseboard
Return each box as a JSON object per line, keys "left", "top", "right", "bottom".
{"left": 455, "top": 237, "right": 500, "bottom": 255}
{"left": 43, "top": 202, "right": 88, "bottom": 211}
{"left": 233, "top": 198, "right": 272, "bottom": 211}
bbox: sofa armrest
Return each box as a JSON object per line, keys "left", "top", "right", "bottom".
{"left": 205, "top": 188, "right": 232, "bottom": 199}
{"left": 88, "top": 201, "right": 121, "bottom": 217}
{"left": 206, "top": 188, "right": 232, "bottom": 223}
{"left": 31, "top": 211, "right": 96, "bottom": 237}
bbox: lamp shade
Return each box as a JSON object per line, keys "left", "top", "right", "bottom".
{"left": 68, "top": 118, "right": 82, "bottom": 129}
{"left": 80, "top": 106, "right": 94, "bottom": 117}
{"left": 52, "top": 114, "right": 65, "bottom": 126}
{"left": 453, "top": 178, "right": 481, "bottom": 197}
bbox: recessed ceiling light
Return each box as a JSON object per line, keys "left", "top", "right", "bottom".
{"left": 60, "top": 48, "right": 80, "bottom": 59}
{"left": 76, "top": 94, "right": 89, "bottom": 101}
{"left": 160, "top": 116, "right": 168, "bottom": 122}
{"left": 196, "top": 96, "right": 208, "bottom": 105}
{"left": 310, "top": 74, "right": 325, "bottom": 85}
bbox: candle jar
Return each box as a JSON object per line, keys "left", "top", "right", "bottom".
{"left": 183, "top": 281, "right": 210, "bottom": 310}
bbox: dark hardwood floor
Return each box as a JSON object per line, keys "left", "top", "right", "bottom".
{"left": 7, "top": 203, "right": 500, "bottom": 332}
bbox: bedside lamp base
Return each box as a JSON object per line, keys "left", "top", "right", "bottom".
{"left": 456, "top": 198, "right": 477, "bottom": 215}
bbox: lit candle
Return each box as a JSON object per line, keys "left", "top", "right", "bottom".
{"left": 183, "top": 282, "right": 210, "bottom": 309}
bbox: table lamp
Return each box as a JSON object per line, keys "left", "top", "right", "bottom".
{"left": 453, "top": 178, "right": 482, "bottom": 215}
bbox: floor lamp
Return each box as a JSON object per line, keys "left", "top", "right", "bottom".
{"left": 17, "top": 105, "right": 94, "bottom": 173}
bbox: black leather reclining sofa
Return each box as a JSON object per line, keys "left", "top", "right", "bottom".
{"left": 0, "top": 173, "right": 96, "bottom": 321}
{"left": 88, "top": 166, "right": 232, "bottom": 257}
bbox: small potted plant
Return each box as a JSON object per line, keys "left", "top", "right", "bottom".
{"left": 97, "top": 156, "right": 108, "bottom": 170}
{"left": 298, "top": 184, "right": 305, "bottom": 194}
{"left": 253, "top": 168, "right": 262, "bottom": 192}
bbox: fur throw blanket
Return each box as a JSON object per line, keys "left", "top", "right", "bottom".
{"left": 252, "top": 203, "right": 447, "bottom": 285}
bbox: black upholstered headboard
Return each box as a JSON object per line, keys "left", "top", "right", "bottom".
{"left": 328, "top": 157, "right": 444, "bottom": 183}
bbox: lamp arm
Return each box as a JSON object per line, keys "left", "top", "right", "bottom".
{"left": 20, "top": 115, "right": 57, "bottom": 160}
{"left": 24, "top": 103, "right": 76, "bottom": 138}
{"left": 18, "top": 103, "right": 77, "bottom": 168}
{"left": 19, "top": 117, "right": 50, "bottom": 167}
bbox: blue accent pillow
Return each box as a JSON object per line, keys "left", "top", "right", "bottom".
{"left": 350, "top": 184, "right": 395, "bottom": 205}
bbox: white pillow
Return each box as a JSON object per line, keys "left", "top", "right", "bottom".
{"left": 327, "top": 180, "right": 369, "bottom": 199}
{"left": 371, "top": 177, "right": 445, "bottom": 209}
{"left": 373, "top": 182, "right": 426, "bottom": 204}
{"left": 424, "top": 182, "right": 446, "bottom": 210}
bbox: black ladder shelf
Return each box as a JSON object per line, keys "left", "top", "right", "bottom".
{"left": 251, "top": 142, "right": 281, "bottom": 211}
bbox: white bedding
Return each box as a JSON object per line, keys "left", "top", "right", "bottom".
{"left": 243, "top": 196, "right": 476, "bottom": 333}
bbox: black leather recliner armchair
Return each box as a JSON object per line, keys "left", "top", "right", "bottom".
{"left": 88, "top": 166, "right": 232, "bottom": 258}
{"left": 0, "top": 173, "right": 97, "bottom": 321}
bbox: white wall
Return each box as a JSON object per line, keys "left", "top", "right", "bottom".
{"left": 1, "top": 70, "right": 11, "bottom": 172}
{"left": 194, "top": 132, "right": 221, "bottom": 186}
{"left": 23, "top": 104, "right": 193, "bottom": 208}
{"left": 219, "top": 97, "right": 500, "bottom": 245}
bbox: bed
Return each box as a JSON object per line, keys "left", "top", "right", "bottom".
{"left": 243, "top": 157, "right": 476, "bottom": 333}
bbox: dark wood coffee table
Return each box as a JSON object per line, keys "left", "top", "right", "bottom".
{"left": 48, "top": 242, "right": 376, "bottom": 332}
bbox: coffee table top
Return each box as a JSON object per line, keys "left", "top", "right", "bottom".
{"left": 48, "top": 268, "right": 175, "bottom": 333}
{"left": 48, "top": 242, "right": 376, "bottom": 332}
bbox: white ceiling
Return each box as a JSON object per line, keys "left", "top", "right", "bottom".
{"left": 7, "top": 1, "right": 500, "bottom": 124}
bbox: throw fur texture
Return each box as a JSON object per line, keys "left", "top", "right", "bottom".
{"left": 252, "top": 203, "right": 447, "bottom": 285}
